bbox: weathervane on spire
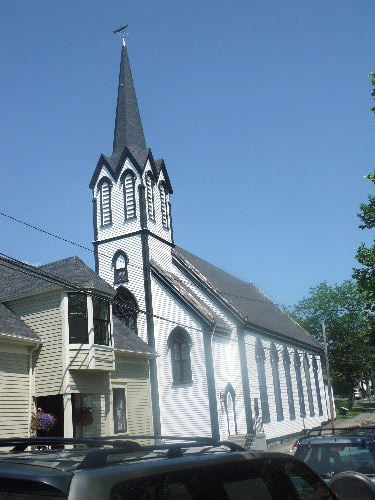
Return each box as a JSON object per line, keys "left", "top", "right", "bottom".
{"left": 113, "top": 24, "right": 129, "bottom": 46}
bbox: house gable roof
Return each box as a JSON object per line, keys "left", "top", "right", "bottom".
{"left": 0, "top": 256, "right": 114, "bottom": 302}
{"left": 0, "top": 303, "right": 40, "bottom": 342}
{"left": 172, "top": 246, "right": 320, "bottom": 350}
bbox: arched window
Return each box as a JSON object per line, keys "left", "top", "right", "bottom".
{"left": 167, "top": 327, "right": 192, "bottom": 384}
{"left": 255, "top": 339, "right": 270, "bottom": 423}
{"left": 270, "top": 343, "right": 284, "bottom": 421}
{"left": 294, "top": 351, "right": 306, "bottom": 418}
{"left": 159, "top": 182, "right": 169, "bottom": 229}
{"left": 223, "top": 383, "right": 238, "bottom": 436}
{"left": 312, "top": 356, "right": 323, "bottom": 416}
{"left": 145, "top": 172, "right": 155, "bottom": 220}
{"left": 112, "top": 251, "right": 129, "bottom": 284}
{"left": 98, "top": 178, "right": 112, "bottom": 226}
{"left": 303, "top": 354, "right": 315, "bottom": 417}
{"left": 123, "top": 171, "right": 136, "bottom": 219}
{"left": 113, "top": 287, "right": 138, "bottom": 333}
{"left": 283, "top": 347, "right": 296, "bottom": 420}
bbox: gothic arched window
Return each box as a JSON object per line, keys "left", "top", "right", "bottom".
{"left": 123, "top": 171, "right": 136, "bottom": 220}
{"left": 283, "top": 347, "right": 296, "bottom": 420}
{"left": 98, "top": 178, "right": 112, "bottom": 226}
{"left": 145, "top": 172, "right": 155, "bottom": 220}
{"left": 112, "top": 251, "right": 129, "bottom": 284}
{"left": 255, "top": 339, "right": 270, "bottom": 423}
{"left": 159, "top": 182, "right": 169, "bottom": 229}
{"left": 113, "top": 287, "right": 138, "bottom": 333}
{"left": 167, "top": 327, "right": 192, "bottom": 384}
{"left": 223, "top": 383, "right": 238, "bottom": 436}
{"left": 270, "top": 343, "right": 284, "bottom": 421}
{"left": 303, "top": 354, "right": 315, "bottom": 417}
{"left": 312, "top": 356, "right": 323, "bottom": 416}
{"left": 294, "top": 351, "right": 306, "bottom": 418}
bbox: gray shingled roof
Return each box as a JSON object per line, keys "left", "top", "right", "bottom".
{"left": 151, "top": 260, "right": 229, "bottom": 331}
{"left": 0, "top": 303, "right": 40, "bottom": 342}
{"left": 172, "top": 247, "right": 320, "bottom": 350}
{"left": 0, "top": 256, "right": 114, "bottom": 302}
{"left": 112, "top": 315, "right": 156, "bottom": 356}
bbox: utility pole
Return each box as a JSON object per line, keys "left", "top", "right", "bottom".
{"left": 322, "top": 323, "right": 335, "bottom": 434}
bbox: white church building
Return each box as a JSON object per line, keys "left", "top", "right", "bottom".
{"left": 89, "top": 40, "right": 330, "bottom": 443}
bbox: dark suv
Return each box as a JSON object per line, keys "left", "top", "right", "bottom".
{"left": 0, "top": 436, "right": 337, "bottom": 500}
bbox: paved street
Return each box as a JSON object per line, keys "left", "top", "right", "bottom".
{"left": 268, "top": 401, "right": 375, "bottom": 454}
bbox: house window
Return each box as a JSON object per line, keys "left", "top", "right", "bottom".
{"left": 255, "top": 339, "right": 270, "bottom": 423}
{"left": 283, "top": 347, "right": 296, "bottom": 420}
{"left": 113, "top": 388, "right": 127, "bottom": 433}
{"left": 99, "top": 179, "right": 112, "bottom": 226}
{"left": 68, "top": 293, "right": 88, "bottom": 343}
{"left": 113, "top": 287, "right": 138, "bottom": 333}
{"left": 93, "top": 296, "right": 110, "bottom": 345}
{"left": 123, "top": 171, "right": 136, "bottom": 219}
{"left": 303, "top": 354, "right": 315, "bottom": 417}
{"left": 145, "top": 173, "right": 155, "bottom": 220}
{"left": 168, "top": 328, "right": 192, "bottom": 384}
{"left": 270, "top": 343, "right": 284, "bottom": 421}
{"left": 113, "top": 251, "right": 129, "bottom": 284}
{"left": 159, "top": 182, "right": 169, "bottom": 228}
{"left": 312, "top": 356, "right": 324, "bottom": 416}
{"left": 294, "top": 351, "right": 306, "bottom": 418}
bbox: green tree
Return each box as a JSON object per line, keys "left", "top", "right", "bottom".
{"left": 289, "top": 281, "right": 372, "bottom": 398}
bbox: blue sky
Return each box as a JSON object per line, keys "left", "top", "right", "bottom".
{"left": 1, "top": 0, "right": 374, "bottom": 308}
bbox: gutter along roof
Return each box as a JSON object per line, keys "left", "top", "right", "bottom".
{"left": 172, "top": 247, "right": 321, "bottom": 350}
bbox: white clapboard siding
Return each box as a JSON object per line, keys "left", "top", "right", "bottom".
{"left": 151, "top": 278, "right": 211, "bottom": 437}
{"left": 111, "top": 356, "right": 153, "bottom": 436}
{"left": 0, "top": 352, "right": 30, "bottom": 438}
{"left": 8, "top": 293, "right": 63, "bottom": 397}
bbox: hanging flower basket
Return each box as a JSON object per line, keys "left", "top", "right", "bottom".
{"left": 74, "top": 406, "right": 94, "bottom": 427}
{"left": 30, "top": 408, "right": 57, "bottom": 435}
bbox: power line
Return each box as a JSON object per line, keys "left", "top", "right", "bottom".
{"left": 0, "top": 253, "right": 322, "bottom": 358}
{"left": 0, "top": 211, "right": 293, "bottom": 310}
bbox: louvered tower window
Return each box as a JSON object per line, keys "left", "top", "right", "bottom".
{"left": 283, "top": 347, "right": 296, "bottom": 420}
{"left": 123, "top": 172, "right": 136, "bottom": 219}
{"left": 99, "top": 180, "right": 112, "bottom": 226}
{"left": 303, "top": 354, "right": 315, "bottom": 417}
{"left": 255, "top": 339, "right": 270, "bottom": 423}
{"left": 159, "top": 182, "right": 169, "bottom": 228}
{"left": 312, "top": 356, "right": 323, "bottom": 416}
{"left": 145, "top": 173, "right": 155, "bottom": 220}
{"left": 294, "top": 351, "right": 306, "bottom": 418}
{"left": 270, "top": 343, "right": 284, "bottom": 421}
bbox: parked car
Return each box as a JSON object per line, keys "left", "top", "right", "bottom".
{"left": 0, "top": 436, "right": 338, "bottom": 500}
{"left": 291, "top": 428, "right": 375, "bottom": 499}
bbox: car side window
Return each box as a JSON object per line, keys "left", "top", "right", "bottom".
{"left": 283, "top": 460, "right": 335, "bottom": 500}
{"left": 111, "top": 459, "right": 293, "bottom": 500}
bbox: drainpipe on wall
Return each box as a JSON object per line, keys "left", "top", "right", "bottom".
{"left": 28, "top": 342, "right": 41, "bottom": 437}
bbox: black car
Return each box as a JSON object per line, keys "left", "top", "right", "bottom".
{"left": 0, "top": 436, "right": 337, "bottom": 500}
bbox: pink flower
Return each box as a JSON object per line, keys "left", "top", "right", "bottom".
{"left": 37, "top": 407, "right": 43, "bottom": 412}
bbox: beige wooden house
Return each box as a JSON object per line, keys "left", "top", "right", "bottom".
{"left": 0, "top": 256, "right": 155, "bottom": 439}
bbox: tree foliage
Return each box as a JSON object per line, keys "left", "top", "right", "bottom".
{"left": 289, "top": 281, "right": 372, "bottom": 393}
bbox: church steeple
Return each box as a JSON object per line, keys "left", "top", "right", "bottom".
{"left": 112, "top": 40, "right": 146, "bottom": 155}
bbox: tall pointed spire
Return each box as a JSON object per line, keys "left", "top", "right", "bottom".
{"left": 112, "top": 40, "right": 146, "bottom": 155}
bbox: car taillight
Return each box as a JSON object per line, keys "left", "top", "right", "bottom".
{"left": 290, "top": 440, "right": 300, "bottom": 455}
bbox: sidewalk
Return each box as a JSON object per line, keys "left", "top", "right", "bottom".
{"left": 268, "top": 401, "right": 375, "bottom": 454}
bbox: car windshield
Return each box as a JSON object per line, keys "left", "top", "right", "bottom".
{"left": 297, "top": 442, "right": 375, "bottom": 477}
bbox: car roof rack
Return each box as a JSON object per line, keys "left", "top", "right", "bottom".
{"left": 306, "top": 425, "right": 375, "bottom": 437}
{"left": 0, "top": 436, "right": 245, "bottom": 466}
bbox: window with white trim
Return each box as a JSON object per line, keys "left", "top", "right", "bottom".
{"left": 99, "top": 180, "right": 112, "bottom": 226}
{"left": 123, "top": 172, "right": 136, "bottom": 219}
{"left": 113, "top": 251, "right": 129, "bottom": 284}
{"left": 270, "top": 343, "right": 284, "bottom": 421}
{"left": 168, "top": 328, "right": 192, "bottom": 384}
{"left": 294, "top": 351, "right": 306, "bottom": 418}
{"left": 312, "top": 356, "right": 323, "bottom": 416}
{"left": 303, "top": 354, "right": 315, "bottom": 417}
{"left": 255, "top": 339, "right": 270, "bottom": 423}
{"left": 145, "top": 173, "right": 155, "bottom": 220}
{"left": 283, "top": 347, "right": 296, "bottom": 420}
{"left": 113, "top": 387, "right": 127, "bottom": 433}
